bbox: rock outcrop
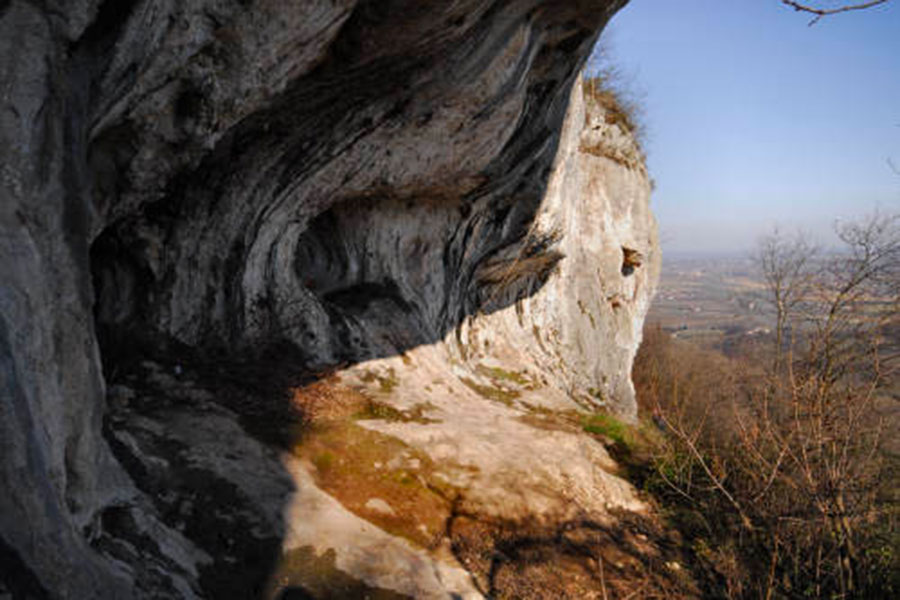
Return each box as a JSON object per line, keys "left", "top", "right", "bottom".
{"left": 0, "top": 1, "right": 662, "bottom": 598}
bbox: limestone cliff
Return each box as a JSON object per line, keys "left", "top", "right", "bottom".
{"left": 0, "top": 1, "right": 663, "bottom": 598}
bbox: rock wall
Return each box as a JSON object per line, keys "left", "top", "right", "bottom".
{"left": 446, "top": 76, "right": 659, "bottom": 419}
{"left": 0, "top": 1, "right": 661, "bottom": 598}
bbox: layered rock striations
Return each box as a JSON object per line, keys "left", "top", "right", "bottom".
{"left": 0, "top": 0, "right": 661, "bottom": 597}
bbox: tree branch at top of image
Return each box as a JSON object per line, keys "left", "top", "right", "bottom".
{"left": 780, "top": 0, "right": 891, "bottom": 25}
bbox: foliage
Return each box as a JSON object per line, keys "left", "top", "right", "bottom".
{"left": 582, "top": 412, "right": 631, "bottom": 447}
{"left": 633, "top": 213, "right": 900, "bottom": 599}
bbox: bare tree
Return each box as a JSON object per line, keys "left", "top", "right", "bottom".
{"left": 640, "top": 212, "right": 900, "bottom": 597}
{"left": 748, "top": 212, "right": 899, "bottom": 596}
{"left": 805, "top": 213, "right": 900, "bottom": 383}
{"left": 756, "top": 228, "right": 817, "bottom": 373}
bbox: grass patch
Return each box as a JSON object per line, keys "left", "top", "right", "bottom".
{"left": 294, "top": 421, "right": 460, "bottom": 549}
{"left": 353, "top": 399, "right": 440, "bottom": 424}
{"left": 360, "top": 368, "right": 399, "bottom": 394}
{"left": 459, "top": 376, "right": 520, "bottom": 407}
{"left": 475, "top": 364, "right": 534, "bottom": 387}
{"left": 583, "top": 413, "right": 632, "bottom": 447}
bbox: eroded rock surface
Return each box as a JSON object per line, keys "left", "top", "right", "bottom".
{"left": 0, "top": 1, "right": 666, "bottom": 598}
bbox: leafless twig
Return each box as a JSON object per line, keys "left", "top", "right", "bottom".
{"left": 780, "top": 0, "right": 890, "bottom": 25}
{"left": 598, "top": 555, "right": 609, "bottom": 600}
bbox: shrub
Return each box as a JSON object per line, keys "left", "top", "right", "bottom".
{"left": 632, "top": 215, "right": 900, "bottom": 600}
{"left": 583, "top": 41, "right": 647, "bottom": 148}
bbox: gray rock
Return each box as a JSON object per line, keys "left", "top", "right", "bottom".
{"left": 0, "top": 0, "right": 658, "bottom": 597}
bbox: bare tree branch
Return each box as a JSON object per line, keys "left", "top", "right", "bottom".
{"left": 657, "top": 410, "right": 754, "bottom": 530}
{"left": 780, "top": 0, "right": 890, "bottom": 25}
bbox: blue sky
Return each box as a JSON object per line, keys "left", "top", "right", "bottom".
{"left": 593, "top": 0, "right": 900, "bottom": 254}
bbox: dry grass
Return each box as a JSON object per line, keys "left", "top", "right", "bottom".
{"left": 294, "top": 419, "right": 456, "bottom": 550}
{"left": 582, "top": 75, "right": 646, "bottom": 146}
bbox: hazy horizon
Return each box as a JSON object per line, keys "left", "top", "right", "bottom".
{"left": 594, "top": 0, "right": 900, "bottom": 255}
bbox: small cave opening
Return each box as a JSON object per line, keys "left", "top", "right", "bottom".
{"left": 293, "top": 203, "right": 413, "bottom": 318}
{"left": 621, "top": 246, "right": 643, "bottom": 277}
{"left": 290, "top": 202, "right": 427, "bottom": 364}
{"left": 89, "top": 224, "right": 160, "bottom": 379}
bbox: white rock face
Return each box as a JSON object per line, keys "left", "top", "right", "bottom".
{"left": 449, "top": 77, "right": 660, "bottom": 421}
